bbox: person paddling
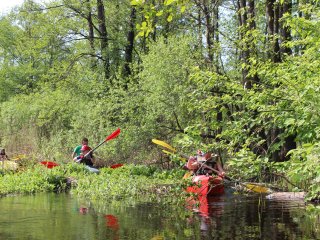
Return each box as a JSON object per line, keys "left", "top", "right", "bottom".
{"left": 73, "top": 145, "right": 99, "bottom": 174}
{"left": 72, "top": 137, "right": 88, "bottom": 160}
{"left": 0, "top": 148, "right": 9, "bottom": 169}
{"left": 186, "top": 150, "right": 225, "bottom": 177}
{"left": 73, "top": 145, "right": 95, "bottom": 166}
{"left": 0, "top": 148, "right": 9, "bottom": 161}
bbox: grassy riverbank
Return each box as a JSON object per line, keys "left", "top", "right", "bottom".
{"left": 0, "top": 163, "right": 187, "bottom": 203}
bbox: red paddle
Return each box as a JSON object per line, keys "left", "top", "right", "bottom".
{"left": 40, "top": 161, "right": 59, "bottom": 169}
{"left": 110, "top": 163, "right": 123, "bottom": 169}
{"left": 84, "top": 128, "right": 121, "bottom": 158}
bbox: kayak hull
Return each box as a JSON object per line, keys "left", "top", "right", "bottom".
{"left": 85, "top": 166, "right": 100, "bottom": 174}
{"left": 186, "top": 175, "right": 224, "bottom": 197}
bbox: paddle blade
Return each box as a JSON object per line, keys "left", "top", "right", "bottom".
{"left": 105, "top": 128, "right": 121, "bottom": 141}
{"left": 40, "top": 161, "right": 59, "bottom": 169}
{"left": 110, "top": 163, "right": 123, "bottom": 169}
{"left": 183, "top": 171, "right": 192, "bottom": 179}
{"left": 152, "top": 139, "right": 176, "bottom": 152}
{"left": 244, "top": 183, "right": 271, "bottom": 193}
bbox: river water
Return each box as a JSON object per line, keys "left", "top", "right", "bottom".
{"left": 0, "top": 191, "right": 319, "bottom": 240}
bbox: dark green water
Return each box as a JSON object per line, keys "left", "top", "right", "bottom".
{"left": 0, "top": 192, "right": 319, "bottom": 240}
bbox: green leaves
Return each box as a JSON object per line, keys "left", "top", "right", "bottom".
{"left": 131, "top": 0, "right": 189, "bottom": 37}
{"left": 136, "top": 21, "right": 152, "bottom": 37}
{"left": 164, "top": 0, "right": 176, "bottom": 5}
{"left": 130, "top": 0, "right": 144, "bottom": 6}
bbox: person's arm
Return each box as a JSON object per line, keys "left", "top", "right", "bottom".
{"left": 187, "top": 156, "right": 199, "bottom": 170}
{"left": 72, "top": 146, "right": 80, "bottom": 160}
{"left": 215, "top": 159, "right": 225, "bottom": 177}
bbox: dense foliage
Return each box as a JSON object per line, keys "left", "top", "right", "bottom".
{"left": 0, "top": 0, "right": 319, "bottom": 200}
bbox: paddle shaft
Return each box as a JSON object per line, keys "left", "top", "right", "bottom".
{"left": 202, "top": 163, "right": 231, "bottom": 180}
{"left": 84, "top": 128, "right": 121, "bottom": 158}
{"left": 202, "top": 163, "right": 271, "bottom": 193}
{"left": 84, "top": 140, "right": 105, "bottom": 158}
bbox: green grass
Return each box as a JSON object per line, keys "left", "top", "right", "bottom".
{"left": 0, "top": 163, "right": 188, "bottom": 203}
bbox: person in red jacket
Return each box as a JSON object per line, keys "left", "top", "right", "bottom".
{"left": 186, "top": 150, "right": 225, "bottom": 177}
{"left": 73, "top": 145, "right": 95, "bottom": 167}
{"left": 73, "top": 144, "right": 99, "bottom": 174}
{"left": 71, "top": 137, "right": 89, "bottom": 160}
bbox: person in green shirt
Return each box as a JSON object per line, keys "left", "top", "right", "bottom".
{"left": 72, "top": 137, "right": 88, "bottom": 160}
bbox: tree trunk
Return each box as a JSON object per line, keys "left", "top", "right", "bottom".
{"left": 237, "top": 0, "right": 258, "bottom": 88}
{"left": 274, "top": 2, "right": 281, "bottom": 62}
{"left": 123, "top": 7, "right": 136, "bottom": 80}
{"left": 97, "top": 0, "right": 110, "bottom": 82}
{"left": 279, "top": 0, "right": 296, "bottom": 161}
{"left": 203, "top": 0, "right": 214, "bottom": 63}
{"left": 238, "top": 0, "right": 250, "bottom": 86}
{"left": 266, "top": 0, "right": 296, "bottom": 162}
{"left": 86, "top": 0, "right": 96, "bottom": 68}
{"left": 280, "top": 0, "right": 292, "bottom": 55}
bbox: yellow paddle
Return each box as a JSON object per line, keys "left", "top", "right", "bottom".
{"left": 152, "top": 139, "right": 177, "bottom": 152}
{"left": 183, "top": 171, "right": 193, "bottom": 179}
{"left": 152, "top": 139, "right": 189, "bottom": 159}
{"left": 243, "top": 183, "right": 270, "bottom": 194}
{"left": 162, "top": 150, "right": 174, "bottom": 155}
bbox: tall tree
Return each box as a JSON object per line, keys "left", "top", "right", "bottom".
{"left": 192, "top": 0, "right": 221, "bottom": 70}
{"left": 97, "top": 0, "right": 110, "bottom": 82}
{"left": 122, "top": 7, "right": 136, "bottom": 79}
{"left": 237, "top": 0, "right": 259, "bottom": 88}
{"left": 266, "top": 0, "right": 296, "bottom": 161}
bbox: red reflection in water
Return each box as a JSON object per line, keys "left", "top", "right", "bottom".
{"left": 186, "top": 195, "right": 224, "bottom": 235}
{"left": 105, "top": 214, "right": 119, "bottom": 229}
{"left": 105, "top": 214, "right": 120, "bottom": 240}
{"left": 187, "top": 193, "right": 224, "bottom": 216}
{"left": 79, "top": 207, "right": 88, "bottom": 215}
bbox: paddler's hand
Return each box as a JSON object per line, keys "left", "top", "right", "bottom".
{"left": 218, "top": 171, "right": 225, "bottom": 178}
{"left": 74, "top": 156, "right": 82, "bottom": 163}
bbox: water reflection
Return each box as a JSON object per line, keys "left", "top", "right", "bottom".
{"left": 79, "top": 207, "right": 89, "bottom": 214}
{"left": 0, "top": 192, "right": 318, "bottom": 239}
{"left": 104, "top": 214, "right": 119, "bottom": 240}
{"left": 186, "top": 191, "right": 317, "bottom": 240}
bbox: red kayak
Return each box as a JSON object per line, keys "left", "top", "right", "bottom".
{"left": 186, "top": 175, "right": 224, "bottom": 197}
